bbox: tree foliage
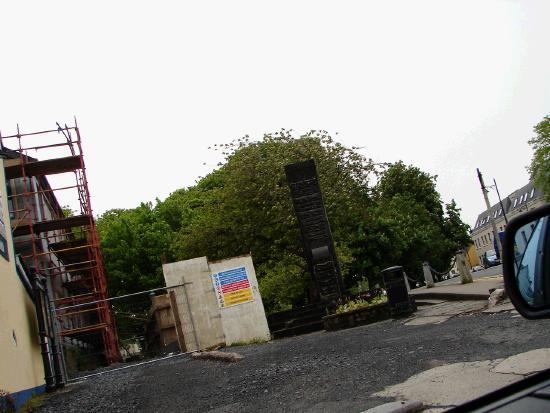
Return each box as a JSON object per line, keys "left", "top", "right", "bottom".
{"left": 354, "top": 162, "right": 470, "bottom": 284}
{"left": 528, "top": 115, "right": 550, "bottom": 199}
{"left": 97, "top": 203, "right": 172, "bottom": 296}
{"left": 97, "top": 131, "right": 471, "bottom": 313}
{"left": 443, "top": 199, "right": 472, "bottom": 252}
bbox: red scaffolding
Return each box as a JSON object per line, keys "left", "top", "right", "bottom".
{"left": 0, "top": 121, "right": 120, "bottom": 364}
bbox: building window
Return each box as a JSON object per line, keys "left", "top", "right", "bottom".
{"left": 513, "top": 198, "right": 518, "bottom": 208}
{"left": 493, "top": 210, "right": 497, "bottom": 218}
{"left": 531, "top": 188, "right": 535, "bottom": 198}
{"left": 498, "top": 209, "right": 502, "bottom": 216}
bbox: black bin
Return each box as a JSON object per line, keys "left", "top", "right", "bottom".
{"left": 381, "top": 266, "right": 416, "bottom": 315}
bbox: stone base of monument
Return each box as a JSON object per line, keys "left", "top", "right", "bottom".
{"left": 323, "top": 303, "right": 391, "bottom": 332}
{"left": 323, "top": 299, "right": 417, "bottom": 332}
{"left": 268, "top": 303, "right": 327, "bottom": 339}
{"left": 269, "top": 298, "right": 417, "bottom": 336}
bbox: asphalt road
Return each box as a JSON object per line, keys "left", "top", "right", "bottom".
{"left": 471, "top": 264, "right": 503, "bottom": 279}
{"left": 433, "top": 264, "right": 503, "bottom": 287}
{"left": 38, "top": 308, "right": 550, "bottom": 413}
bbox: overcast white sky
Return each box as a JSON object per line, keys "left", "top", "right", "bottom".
{"left": 0, "top": 0, "right": 548, "bottom": 226}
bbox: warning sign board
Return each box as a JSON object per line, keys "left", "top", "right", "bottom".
{"left": 211, "top": 266, "right": 254, "bottom": 308}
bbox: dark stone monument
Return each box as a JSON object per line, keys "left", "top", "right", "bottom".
{"left": 285, "top": 159, "right": 345, "bottom": 302}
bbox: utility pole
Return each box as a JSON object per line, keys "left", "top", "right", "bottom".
{"left": 477, "top": 169, "right": 503, "bottom": 257}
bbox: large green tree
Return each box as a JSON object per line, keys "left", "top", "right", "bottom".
{"left": 353, "top": 162, "right": 471, "bottom": 284}
{"left": 528, "top": 115, "right": 550, "bottom": 199}
{"left": 169, "top": 130, "right": 377, "bottom": 311}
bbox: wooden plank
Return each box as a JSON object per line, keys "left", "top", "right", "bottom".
{"left": 4, "top": 155, "right": 82, "bottom": 179}
{"left": 13, "top": 214, "right": 92, "bottom": 237}
{"left": 60, "top": 323, "right": 107, "bottom": 337}
{"left": 169, "top": 290, "right": 187, "bottom": 352}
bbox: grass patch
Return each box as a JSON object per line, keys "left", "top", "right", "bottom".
{"left": 228, "top": 337, "right": 268, "bottom": 347}
{"left": 0, "top": 389, "right": 15, "bottom": 413}
{"left": 19, "top": 394, "right": 45, "bottom": 413}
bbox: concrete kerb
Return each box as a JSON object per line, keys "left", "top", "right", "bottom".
{"left": 411, "top": 291, "right": 489, "bottom": 301}
{"left": 361, "top": 400, "right": 424, "bottom": 413}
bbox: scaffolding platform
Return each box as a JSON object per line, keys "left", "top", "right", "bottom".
{"left": 13, "top": 215, "right": 93, "bottom": 237}
{"left": 4, "top": 155, "right": 82, "bottom": 179}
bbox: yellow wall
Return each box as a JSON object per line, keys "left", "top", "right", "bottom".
{"left": 466, "top": 244, "right": 480, "bottom": 267}
{"left": 0, "top": 159, "right": 45, "bottom": 394}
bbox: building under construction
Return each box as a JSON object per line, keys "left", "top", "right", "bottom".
{"left": 0, "top": 122, "right": 120, "bottom": 365}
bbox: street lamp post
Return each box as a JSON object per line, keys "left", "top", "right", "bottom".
{"left": 493, "top": 178, "right": 508, "bottom": 225}
{"left": 476, "top": 169, "right": 503, "bottom": 257}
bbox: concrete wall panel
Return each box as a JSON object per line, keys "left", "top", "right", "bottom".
{"left": 163, "top": 254, "right": 270, "bottom": 350}
{"left": 163, "top": 257, "right": 224, "bottom": 351}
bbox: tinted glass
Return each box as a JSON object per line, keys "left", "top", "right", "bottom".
{"left": 514, "top": 217, "right": 549, "bottom": 307}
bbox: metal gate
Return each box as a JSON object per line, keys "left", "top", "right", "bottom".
{"left": 48, "top": 283, "right": 189, "bottom": 382}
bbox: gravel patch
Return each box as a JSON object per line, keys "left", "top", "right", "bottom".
{"left": 37, "top": 311, "right": 550, "bottom": 413}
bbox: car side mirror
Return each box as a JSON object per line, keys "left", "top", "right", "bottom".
{"left": 503, "top": 204, "right": 550, "bottom": 319}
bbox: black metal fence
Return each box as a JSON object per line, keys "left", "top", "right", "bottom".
{"left": 52, "top": 284, "right": 188, "bottom": 381}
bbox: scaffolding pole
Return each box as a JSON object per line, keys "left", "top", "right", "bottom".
{"left": 3, "top": 122, "right": 121, "bottom": 363}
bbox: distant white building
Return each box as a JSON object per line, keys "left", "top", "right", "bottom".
{"left": 470, "top": 182, "right": 547, "bottom": 264}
